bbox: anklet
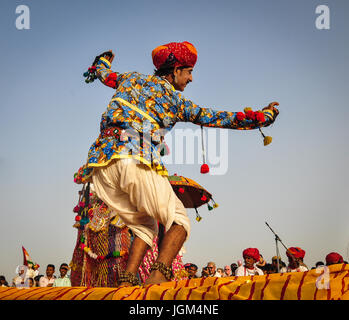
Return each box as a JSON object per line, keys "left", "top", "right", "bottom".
{"left": 150, "top": 262, "right": 173, "bottom": 281}
{"left": 119, "top": 271, "right": 140, "bottom": 286}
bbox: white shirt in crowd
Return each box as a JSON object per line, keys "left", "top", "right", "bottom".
{"left": 280, "top": 265, "right": 308, "bottom": 273}
{"left": 39, "top": 275, "right": 56, "bottom": 287}
{"left": 235, "top": 265, "right": 264, "bottom": 276}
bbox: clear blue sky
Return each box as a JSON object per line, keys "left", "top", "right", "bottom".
{"left": 1, "top": 0, "right": 348, "bottom": 282}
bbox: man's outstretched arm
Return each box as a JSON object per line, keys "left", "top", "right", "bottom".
{"left": 94, "top": 51, "right": 119, "bottom": 89}
{"left": 176, "top": 97, "right": 279, "bottom": 130}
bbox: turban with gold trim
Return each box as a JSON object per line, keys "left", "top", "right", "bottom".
{"left": 152, "top": 41, "right": 197, "bottom": 70}
{"left": 243, "top": 248, "right": 260, "bottom": 262}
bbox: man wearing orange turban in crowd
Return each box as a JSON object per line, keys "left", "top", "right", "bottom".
{"left": 235, "top": 248, "right": 264, "bottom": 276}
{"left": 280, "top": 247, "right": 309, "bottom": 273}
{"left": 77, "top": 41, "right": 280, "bottom": 286}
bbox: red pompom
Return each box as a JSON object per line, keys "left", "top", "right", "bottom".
{"left": 200, "top": 164, "right": 210, "bottom": 174}
{"left": 75, "top": 215, "right": 81, "bottom": 221}
{"left": 73, "top": 205, "right": 80, "bottom": 213}
{"left": 236, "top": 112, "right": 245, "bottom": 121}
{"left": 255, "top": 111, "right": 265, "bottom": 123}
{"left": 201, "top": 195, "right": 207, "bottom": 201}
{"left": 245, "top": 110, "right": 255, "bottom": 120}
{"left": 178, "top": 187, "right": 185, "bottom": 194}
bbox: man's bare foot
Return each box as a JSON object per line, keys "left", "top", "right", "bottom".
{"left": 144, "top": 270, "right": 168, "bottom": 285}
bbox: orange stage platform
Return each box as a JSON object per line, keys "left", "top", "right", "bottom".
{"left": 1, "top": 264, "right": 348, "bottom": 300}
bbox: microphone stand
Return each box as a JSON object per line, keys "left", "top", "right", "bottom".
{"left": 265, "top": 222, "right": 289, "bottom": 272}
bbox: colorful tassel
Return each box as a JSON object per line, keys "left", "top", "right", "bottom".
{"left": 200, "top": 126, "right": 209, "bottom": 174}
{"left": 195, "top": 208, "right": 202, "bottom": 222}
{"left": 258, "top": 128, "right": 272, "bottom": 146}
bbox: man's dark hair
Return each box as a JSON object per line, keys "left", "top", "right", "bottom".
{"left": 47, "top": 264, "right": 55, "bottom": 270}
{"left": 60, "top": 263, "right": 69, "bottom": 269}
{"left": 315, "top": 261, "right": 324, "bottom": 267}
{"left": 154, "top": 53, "right": 190, "bottom": 76}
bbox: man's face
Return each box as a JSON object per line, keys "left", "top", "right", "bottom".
{"left": 244, "top": 257, "right": 256, "bottom": 268}
{"left": 173, "top": 67, "right": 193, "bottom": 91}
{"left": 207, "top": 264, "right": 216, "bottom": 275}
{"left": 46, "top": 266, "right": 55, "bottom": 277}
{"left": 60, "top": 266, "right": 68, "bottom": 277}
{"left": 188, "top": 266, "right": 197, "bottom": 277}
{"left": 224, "top": 266, "right": 231, "bottom": 275}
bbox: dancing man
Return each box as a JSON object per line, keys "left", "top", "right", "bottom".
{"left": 78, "top": 41, "right": 280, "bottom": 286}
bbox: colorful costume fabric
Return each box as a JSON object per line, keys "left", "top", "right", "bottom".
{"left": 76, "top": 54, "right": 277, "bottom": 183}
{"left": 70, "top": 187, "right": 185, "bottom": 287}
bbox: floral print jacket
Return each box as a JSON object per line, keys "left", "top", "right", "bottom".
{"left": 75, "top": 57, "right": 276, "bottom": 182}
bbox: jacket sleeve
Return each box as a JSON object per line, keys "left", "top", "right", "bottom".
{"left": 95, "top": 57, "right": 119, "bottom": 89}
{"left": 176, "top": 95, "right": 277, "bottom": 130}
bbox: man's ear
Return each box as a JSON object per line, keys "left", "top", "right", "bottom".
{"left": 173, "top": 66, "right": 180, "bottom": 76}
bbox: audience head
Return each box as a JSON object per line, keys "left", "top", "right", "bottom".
{"left": 242, "top": 248, "right": 260, "bottom": 268}
{"left": 326, "top": 252, "right": 344, "bottom": 266}
{"left": 206, "top": 261, "right": 216, "bottom": 276}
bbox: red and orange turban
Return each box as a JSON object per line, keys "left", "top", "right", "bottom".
{"left": 286, "top": 247, "right": 306, "bottom": 259}
{"left": 326, "top": 252, "right": 343, "bottom": 265}
{"left": 243, "top": 248, "right": 260, "bottom": 262}
{"left": 152, "top": 41, "right": 197, "bottom": 70}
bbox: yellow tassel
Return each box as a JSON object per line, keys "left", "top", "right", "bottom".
{"left": 259, "top": 128, "right": 272, "bottom": 146}
{"left": 263, "top": 136, "right": 272, "bottom": 146}
{"left": 244, "top": 107, "right": 252, "bottom": 113}
{"left": 196, "top": 216, "right": 202, "bottom": 222}
{"left": 213, "top": 203, "right": 219, "bottom": 209}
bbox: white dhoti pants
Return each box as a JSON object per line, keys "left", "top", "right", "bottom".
{"left": 91, "top": 159, "right": 190, "bottom": 247}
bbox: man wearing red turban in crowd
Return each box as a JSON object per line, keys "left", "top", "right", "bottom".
{"left": 235, "top": 248, "right": 264, "bottom": 276}
{"left": 280, "top": 247, "right": 309, "bottom": 273}
{"left": 325, "top": 252, "right": 344, "bottom": 266}
{"left": 77, "top": 41, "right": 280, "bottom": 286}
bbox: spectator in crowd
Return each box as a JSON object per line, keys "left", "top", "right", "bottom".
{"left": 26, "top": 262, "right": 39, "bottom": 279}
{"left": 271, "top": 256, "right": 284, "bottom": 273}
{"left": 201, "top": 266, "right": 209, "bottom": 277}
{"left": 28, "top": 278, "right": 35, "bottom": 288}
{"left": 261, "top": 263, "right": 274, "bottom": 274}
{"left": 256, "top": 254, "right": 266, "bottom": 270}
{"left": 230, "top": 263, "right": 238, "bottom": 275}
{"left": 206, "top": 262, "right": 221, "bottom": 277}
{"left": 280, "top": 247, "right": 308, "bottom": 273}
{"left": 39, "top": 264, "right": 56, "bottom": 287}
{"left": 223, "top": 265, "right": 232, "bottom": 277}
{"left": 53, "top": 263, "right": 71, "bottom": 287}
{"left": 34, "top": 275, "right": 43, "bottom": 287}
{"left": 184, "top": 263, "right": 198, "bottom": 279}
{"left": 217, "top": 268, "right": 224, "bottom": 277}
{"left": 0, "top": 275, "right": 9, "bottom": 287}
{"left": 312, "top": 261, "right": 325, "bottom": 270}
{"left": 12, "top": 265, "right": 28, "bottom": 288}
{"left": 325, "top": 252, "right": 344, "bottom": 266}
{"left": 235, "top": 248, "right": 264, "bottom": 276}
